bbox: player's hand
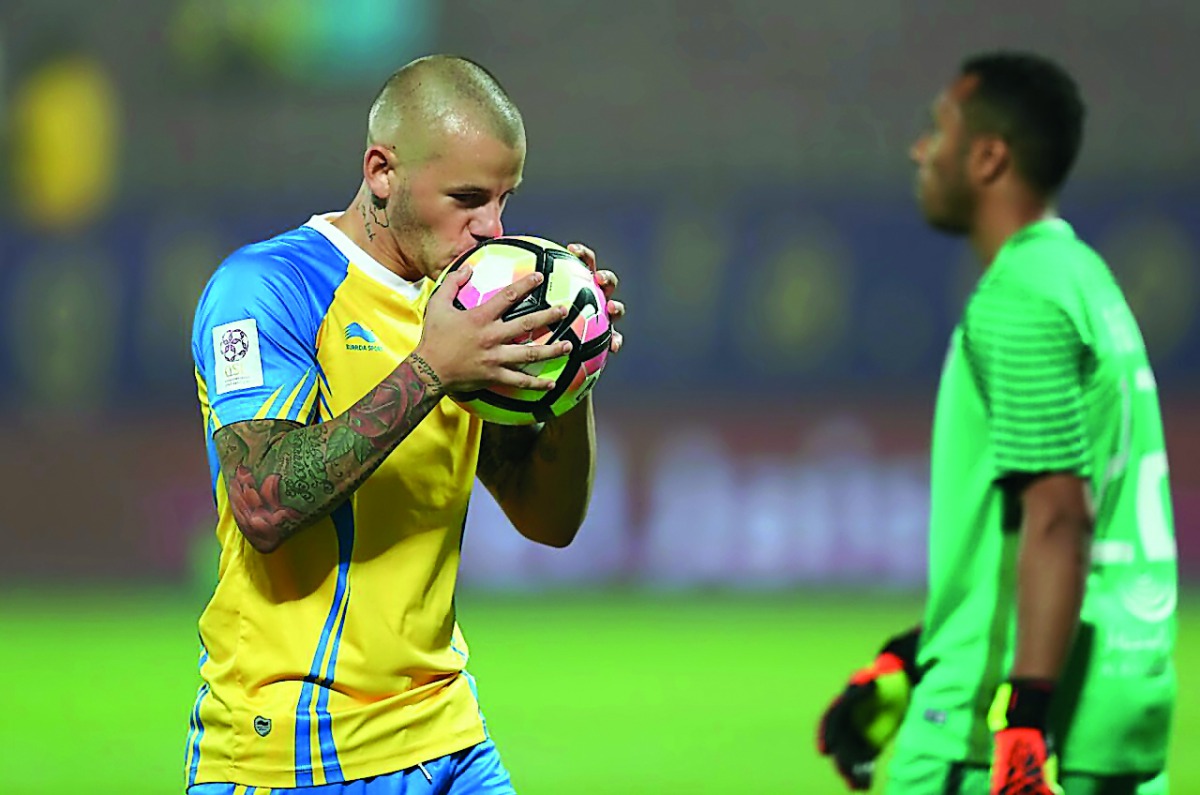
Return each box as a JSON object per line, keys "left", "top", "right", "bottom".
{"left": 567, "top": 242, "right": 624, "bottom": 354}
{"left": 415, "top": 265, "right": 573, "bottom": 394}
{"left": 988, "top": 680, "right": 1062, "bottom": 795}
{"left": 818, "top": 626, "right": 920, "bottom": 791}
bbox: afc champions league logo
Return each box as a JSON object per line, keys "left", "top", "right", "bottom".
{"left": 220, "top": 328, "right": 249, "bottom": 362}
{"left": 213, "top": 319, "right": 263, "bottom": 394}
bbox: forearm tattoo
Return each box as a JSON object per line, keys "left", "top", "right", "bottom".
{"left": 214, "top": 355, "right": 440, "bottom": 550}
{"left": 409, "top": 352, "right": 444, "bottom": 395}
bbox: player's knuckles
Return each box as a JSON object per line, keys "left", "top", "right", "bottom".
{"left": 518, "top": 314, "right": 541, "bottom": 334}
{"left": 525, "top": 343, "right": 558, "bottom": 363}
{"left": 535, "top": 307, "right": 565, "bottom": 327}
{"left": 496, "top": 284, "right": 524, "bottom": 305}
{"left": 465, "top": 307, "right": 491, "bottom": 328}
{"left": 571, "top": 243, "right": 596, "bottom": 264}
{"left": 479, "top": 348, "right": 502, "bottom": 368}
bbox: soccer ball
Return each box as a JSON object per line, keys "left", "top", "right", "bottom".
{"left": 429, "top": 235, "right": 612, "bottom": 425}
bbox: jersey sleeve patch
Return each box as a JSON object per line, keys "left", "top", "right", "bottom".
{"left": 192, "top": 249, "right": 323, "bottom": 428}
{"left": 212, "top": 318, "right": 265, "bottom": 395}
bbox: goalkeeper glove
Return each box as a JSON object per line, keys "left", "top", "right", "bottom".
{"left": 988, "top": 679, "right": 1062, "bottom": 795}
{"left": 817, "top": 626, "right": 921, "bottom": 791}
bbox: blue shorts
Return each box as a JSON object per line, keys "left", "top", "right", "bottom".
{"left": 188, "top": 739, "right": 515, "bottom": 795}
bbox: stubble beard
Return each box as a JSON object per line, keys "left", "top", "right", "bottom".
{"left": 924, "top": 176, "right": 975, "bottom": 236}
{"left": 388, "top": 190, "right": 441, "bottom": 279}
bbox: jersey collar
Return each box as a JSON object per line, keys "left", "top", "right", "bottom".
{"left": 305, "top": 213, "right": 426, "bottom": 300}
{"left": 1004, "top": 216, "right": 1075, "bottom": 249}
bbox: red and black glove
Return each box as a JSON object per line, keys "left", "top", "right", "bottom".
{"left": 818, "top": 627, "right": 921, "bottom": 791}
{"left": 989, "top": 678, "right": 1061, "bottom": 795}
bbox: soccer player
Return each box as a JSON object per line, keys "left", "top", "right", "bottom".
{"left": 184, "top": 55, "right": 624, "bottom": 794}
{"left": 818, "top": 52, "right": 1176, "bottom": 794}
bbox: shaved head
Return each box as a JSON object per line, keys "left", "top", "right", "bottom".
{"left": 366, "top": 55, "right": 525, "bottom": 164}
{"left": 337, "top": 55, "right": 526, "bottom": 282}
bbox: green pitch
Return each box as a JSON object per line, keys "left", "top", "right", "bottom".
{"left": 1, "top": 588, "right": 1195, "bottom": 794}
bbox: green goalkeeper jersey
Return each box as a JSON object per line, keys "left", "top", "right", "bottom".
{"left": 901, "top": 218, "right": 1177, "bottom": 775}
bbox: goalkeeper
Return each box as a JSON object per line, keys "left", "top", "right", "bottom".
{"left": 818, "top": 51, "right": 1176, "bottom": 795}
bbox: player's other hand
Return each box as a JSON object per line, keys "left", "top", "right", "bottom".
{"left": 416, "top": 265, "right": 572, "bottom": 394}
{"left": 988, "top": 680, "right": 1062, "bottom": 795}
{"left": 567, "top": 243, "right": 624, "bottom": 354}
{"left": 818, "top": 626, "right": 921, "bottom": 791}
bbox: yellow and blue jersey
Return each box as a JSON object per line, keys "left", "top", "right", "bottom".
{"left": 187, "top": 214, "right": 486, "bottom": 789}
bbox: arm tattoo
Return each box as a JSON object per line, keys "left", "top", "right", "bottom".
{"left": 214, "top": 355, "right": 440, "bottom": 552}
{"left": 409, "top": 352, "right": 444, "bottom": 395}
{"left": 476, "top": 423, "right": 539, "bottom": 501}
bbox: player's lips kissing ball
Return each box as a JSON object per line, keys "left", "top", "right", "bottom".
{"left": 428, "top": 236, "right": 612, "bottom": 425}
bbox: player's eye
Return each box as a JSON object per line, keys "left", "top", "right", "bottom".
{"left": 450, "top": 192, "right": 487, "bottom": 208}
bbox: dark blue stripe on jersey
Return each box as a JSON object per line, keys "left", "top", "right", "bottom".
{"left": 293, "top": 500, "right": 355, "bottom": 785}
{"left": 315, "top": 363, "right": 334, "bottom": 420}
{"left": 186, "top": 649, "right": 210, "bottom": 788}
{"left": 206, "top": 411, "right": 221, "bottom": 506}
{"left": 288, "top": 367, "right": 319, "bottom": 423}
{"left": 315, "top": 502, "right": 355, "bottom": 780}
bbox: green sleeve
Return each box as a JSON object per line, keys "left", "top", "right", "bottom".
{"left": 964, "top": 279, "right": 1091, "bottom": 478}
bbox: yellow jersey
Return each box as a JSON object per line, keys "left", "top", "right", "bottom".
{"left": 187, "top": 214, "right": 486, "bottom": 788}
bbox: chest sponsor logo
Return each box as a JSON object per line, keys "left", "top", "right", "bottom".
{"left": 345, "top": 322, "right": 383, "bottom": 352}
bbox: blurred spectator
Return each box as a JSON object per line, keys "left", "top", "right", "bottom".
{"left": 168, "top": 0, "right": 435, "bottom": 88}
{"left": 10, "top": 34, "right": 118, "bottom": 231}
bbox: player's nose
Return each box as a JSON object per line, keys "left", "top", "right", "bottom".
{"left": 470, "top": 205, "right": 504, "bottom": 241}
{"left": 909, "top": 136, "right": 927, "bottom": 164}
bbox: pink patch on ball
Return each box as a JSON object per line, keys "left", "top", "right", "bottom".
{"left": 457, "top": 284, "right": 483, "bottom": 308}
{"left": 582, "top": 349, "right": 608, "bottom": 377}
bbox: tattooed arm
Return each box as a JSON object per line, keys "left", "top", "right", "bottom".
{"left": 476, "top": 395, "right": 597, "bottom": 548}
{"left": 215, "top": 354, "right": 444, "bottom": 554}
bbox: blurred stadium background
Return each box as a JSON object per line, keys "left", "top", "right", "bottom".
{"left": 1, "top": 2, "right": 1198, "bottom": 793}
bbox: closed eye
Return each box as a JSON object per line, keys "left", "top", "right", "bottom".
{"left": 449, "top": 188, "right": 518, "bottom": 209}
{"left": 450, "top": 191, "right": 488, "bottom": 208}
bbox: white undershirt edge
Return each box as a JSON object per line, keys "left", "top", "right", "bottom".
{"left": 305, "top": 212, "right": 426, "bottom": 300}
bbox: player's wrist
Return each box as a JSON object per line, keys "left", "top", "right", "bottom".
{"left": 408, "top": 351, "right": 447, "bottom": 397}
{"left": 1001, "top": 678, "right": 1055, "bottom": 731}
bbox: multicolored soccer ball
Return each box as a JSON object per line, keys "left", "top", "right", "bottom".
{"left": 430, "top": 235, "right": 612, "bottom": 425}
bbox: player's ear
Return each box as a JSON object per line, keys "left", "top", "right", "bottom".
{"left": 363, "top": 144, "right": 395, "bottom": 205}
{"left": 972, "top": 136, "right": 1009, "bottom": 185}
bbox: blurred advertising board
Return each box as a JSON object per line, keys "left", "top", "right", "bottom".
{"left": 4, "top": 400, "right": 1197, "bottom": 586}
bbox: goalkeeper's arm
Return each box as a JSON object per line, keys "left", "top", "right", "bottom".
{"left": 817, "top": 625, "right": 922, "bottom": 791}
{"left": 989, "top": 472, "right": 1092, "bottom": 795}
